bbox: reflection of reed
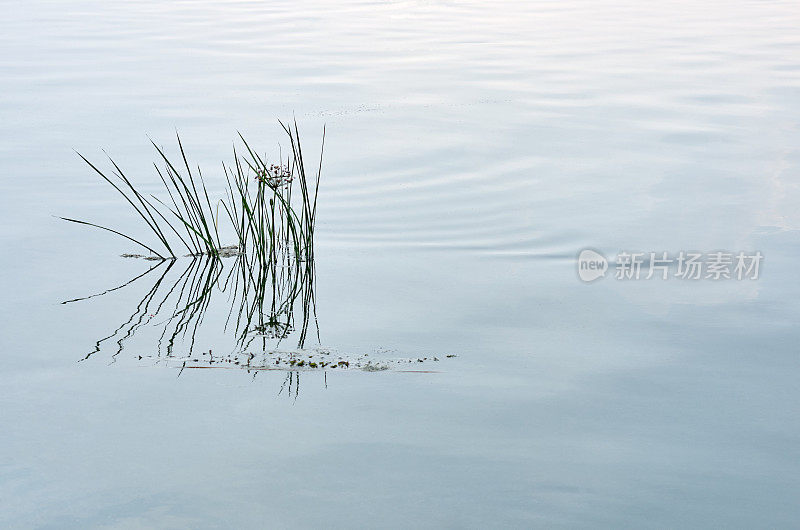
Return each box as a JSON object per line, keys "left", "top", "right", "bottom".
{"left": 278, "top": 371, "right": 301, "bottom": 400}
{"left": 64, "top": 248, "right": 317, "bottom": 361}
{"left": 228, "top": 236, "right": 318, "bottom": 351}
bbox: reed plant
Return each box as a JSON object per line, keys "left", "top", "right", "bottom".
{"left": 62, "top": 120, "right": 323, "bottom": 264}
{"left": 62, "top": 121, "right": 323, "bottom": 351}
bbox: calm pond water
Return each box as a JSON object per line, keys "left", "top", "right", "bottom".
{"left": 2, "top": 0, "right": 800, "bottom": 527}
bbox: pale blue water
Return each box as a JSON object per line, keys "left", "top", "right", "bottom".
{"left": 2, "top": 0, "right": 800, "bottom": 527}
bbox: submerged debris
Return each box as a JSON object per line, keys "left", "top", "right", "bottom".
{"left": 362, "top": 362, "right": 389, "bottom": 372}
{"left": 121, "top": 253, "right": 165, "bottom": 260}
{"left": 185, "top": 245, "right": 241, "bottom": 258}
{"left": 123, "top": 245, "right": 243, "bottom": 260}
{"left": 136, "top": 346, "right": 456, "bottom": 373}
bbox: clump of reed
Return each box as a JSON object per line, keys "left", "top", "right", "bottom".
{"left": 62, "top": 120, "right": 323, "bottom": 264}
{"left": 62, "top": 121, "right": 323, "bottom": 350}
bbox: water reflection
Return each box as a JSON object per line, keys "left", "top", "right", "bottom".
{"left": 64, "top": 251, "right": 447, "bottom": 376}
{"left": 63, "top": 248, "right": 317, "bottom": 367}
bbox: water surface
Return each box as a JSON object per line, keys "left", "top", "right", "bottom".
{"left": 2, "top": 0, "right": 800, "bottom": 527}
